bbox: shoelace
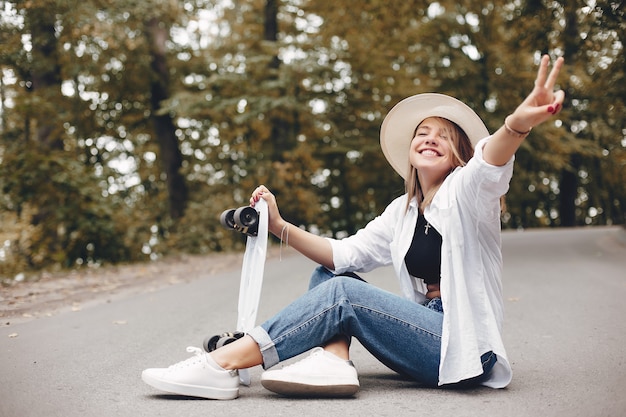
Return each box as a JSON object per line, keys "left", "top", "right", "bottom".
{"left": 167, "top": 346, "right": 205, "bottom": 370}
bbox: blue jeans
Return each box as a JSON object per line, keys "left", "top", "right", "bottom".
{"left": 248, "top": 266, "right": 495, "bottom": 387}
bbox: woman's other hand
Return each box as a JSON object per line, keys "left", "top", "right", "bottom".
{"left": 250, "top": 185, "right": 286, "bottom": 236}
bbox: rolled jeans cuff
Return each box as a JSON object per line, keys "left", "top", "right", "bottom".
{"left": 247, "top": 326, "right": 279, "bottom": 369}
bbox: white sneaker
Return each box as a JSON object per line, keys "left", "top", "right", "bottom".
{"left": 142, "top": 346, "right": 239, "bottom": 400}
{"left": 261, "top": 347, "right": 360, "bottom": 397}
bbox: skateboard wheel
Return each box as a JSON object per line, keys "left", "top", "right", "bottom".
{"left": 234, "top": 206, "right": 259, "bottom": 236}
{"left": 203, "top": 334, "right": 221, "bottom": 352}
{"left": 203, "top": 332, "right": 245, "bottom": 352}
{"left": 217, "top": 331, "right": 244, "bottom": 349}
{"left": 220, "top": 209, "right": 237, "bottom": 230}
{"left": 234, "top": 206, "right": 258, "bottom": 228}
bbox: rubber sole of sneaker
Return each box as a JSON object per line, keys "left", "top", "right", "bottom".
{"left": 261, "top": 379, "right": 359, "bottom": 398}
{"left": 142, "top": 372, "right": 239, "bottom": 400}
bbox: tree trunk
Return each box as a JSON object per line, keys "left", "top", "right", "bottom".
{"left": 25, "top": 5, "right": 63, "bottom": 231}
{"left": 264, "top": 0, "right": 280, "bottom": 69}
{"left": 559, "top": 163, "right": 578, "bottom": 227}
{"left": 264, "top": 0, "right": 296, "bottom": 162}
{"left": 146, "top": 18, "right": 187, "bottom": 220}
{"left": 28, "top": 5, "right": 62, "bottom": 150}
{"left": 559, "top": 2, "right": 581, "bottom": 227}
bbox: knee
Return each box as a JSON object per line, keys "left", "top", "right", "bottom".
{"left": 321, "top": 276, "right": 361, "bottom": 299}
{"left": 308, "top": 265, "right": 335, "bottom": 290}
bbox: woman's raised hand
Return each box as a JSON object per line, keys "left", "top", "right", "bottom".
{"left": 483, "top": 55, "right": 565, "bottom": 166}
{"left": 507, "top": 55, "right": 565, "bottom": 133}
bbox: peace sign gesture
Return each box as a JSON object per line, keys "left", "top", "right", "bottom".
{"left": 484, "top": 54, "right": 565, "bottom": 166}
{"left": 508, "top": 55, "right": 566, "bottom": 133}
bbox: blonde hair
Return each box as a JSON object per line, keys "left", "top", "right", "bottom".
{"left": 405, "top": 117, "right": 474, "bottom": 211}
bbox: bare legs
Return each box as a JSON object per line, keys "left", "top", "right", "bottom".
{"left": 210, "top": 267, "right": 356, "bottom": 371}
{"left": 210, "top": 336, "right": 263, "bottom": 370}
{"left": 211, "top": 335, "right": 350, "bottom": 370}
{"left": 321, "top": 335, "right": 350, "bottom": 360}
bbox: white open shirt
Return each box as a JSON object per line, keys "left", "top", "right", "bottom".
{"left": 328, "top": 137, "right": 513, "bottom": 388}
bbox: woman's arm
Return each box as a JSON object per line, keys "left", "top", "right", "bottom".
{"left": 483, "top": 55, "right": 565, "bottom": 166}
{"left": 250, "top": 185, "right": 335, "bottom": 270}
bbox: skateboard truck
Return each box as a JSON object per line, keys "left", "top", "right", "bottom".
{"left": 220, "top": 206, "right": 259, "bottom": 237}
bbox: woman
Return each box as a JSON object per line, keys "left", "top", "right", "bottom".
{"left": 142, "top": 55, "right": 565, "bottom": 400}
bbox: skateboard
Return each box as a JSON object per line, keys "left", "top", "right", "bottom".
{"left": 206, "top": 199, "right": 268, "bottom": 385}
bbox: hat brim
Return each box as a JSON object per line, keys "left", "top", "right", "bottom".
{"left": 380, "top": 93, "right": 490, "bottom": 179}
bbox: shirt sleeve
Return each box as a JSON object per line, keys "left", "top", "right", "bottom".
{"left": 454, "top": 136, "right": 515, "bottom": 218}
{"left": 328, "top": 195, "right": 405, "bottom": 274}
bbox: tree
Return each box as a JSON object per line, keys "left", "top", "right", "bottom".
{"left": 512, "top": 0, "right": 625, "bottom": 226}
{"left": 0, "top": 0, "right": 136, "bottom": 274}
{"left": 146, "top": 16, "right": 188, "bottom": 220}
{"left": 160, "top": 0, "right": 327, "bottom": 254}
{"left": 304, "top": 0, "right": 624, "bottom": 229}
{"left": 0, "top": 0, "right": 623, "bottom": 277}
{"left": 0, "top": 0, "right": 195, "bottom": 273}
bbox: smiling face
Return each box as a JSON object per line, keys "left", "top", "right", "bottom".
{"left": 409, "top": 117, "right": 457, "bottom": 181}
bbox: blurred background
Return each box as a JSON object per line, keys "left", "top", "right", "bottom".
{"left": 0, "top": 0, "right": 624, "bottom": 278}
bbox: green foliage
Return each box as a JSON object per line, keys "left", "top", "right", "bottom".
{"left": 0, "top": 0, "right": 624, "bottom": 276}
{"left": 0, "top": 144, "right": 134, "bottom": 274}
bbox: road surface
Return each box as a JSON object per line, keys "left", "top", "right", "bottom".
{"left": 1, "top": 227, "right": 625, "bottom": 417}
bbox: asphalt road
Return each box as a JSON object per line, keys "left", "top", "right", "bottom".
{"left": 1, "top": 227, "right": 625, "bottom": 417}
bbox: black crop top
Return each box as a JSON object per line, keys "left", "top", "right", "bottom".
{"left": 404, "top": 213, "right": 442, "bottom": 285}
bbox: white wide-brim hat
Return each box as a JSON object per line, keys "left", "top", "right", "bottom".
{"left": 380, "top": 93, "right": 490, "bottom": 179}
